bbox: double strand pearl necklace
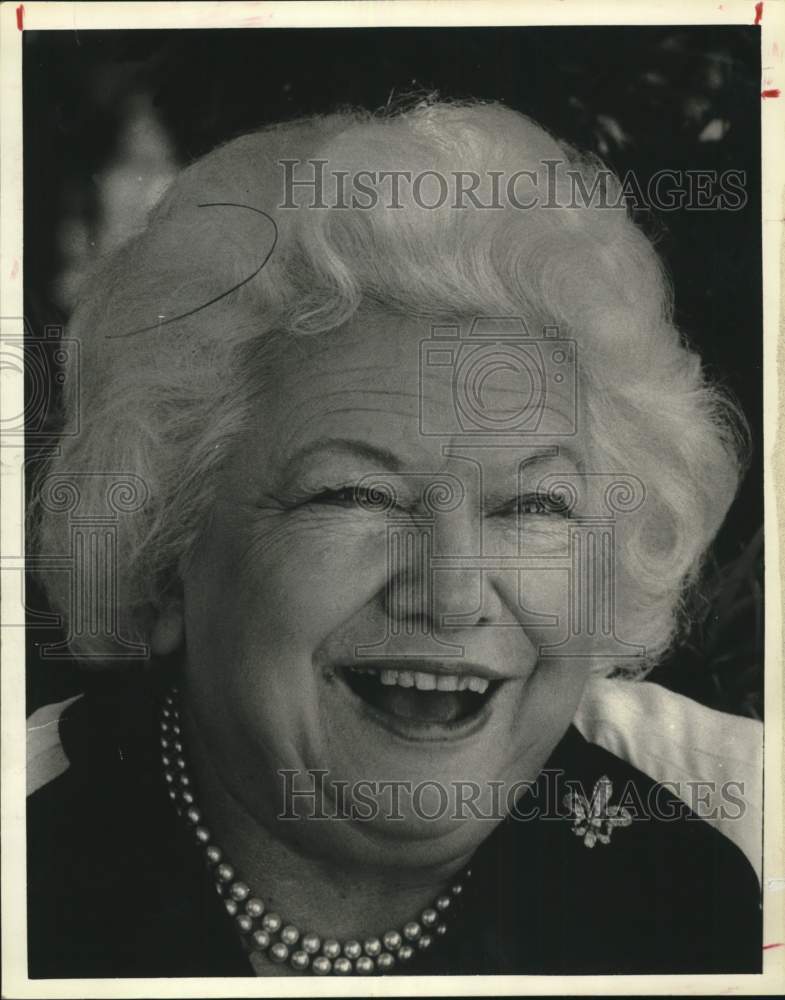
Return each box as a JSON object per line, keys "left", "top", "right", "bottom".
{"left": 160, "top": 688, "right": 472, "bottom": 975}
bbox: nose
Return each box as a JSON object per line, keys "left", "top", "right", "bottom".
{"left": 382, "top": 503, "right": 504, "bottom": 632}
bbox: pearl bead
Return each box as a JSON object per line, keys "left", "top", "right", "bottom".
{"left": 245, "top": 898, "right": 265, "bottom": 918}
{"left": 280, "top": 925, "right": 299, "bottom": 946}
{"left": 421, "top": 908, "right": 438, "bottom": 926}
{"left": 162, "top": 707, "right": 171, "bottom": 718}
{"left": 436, "top": 922, "right": 447, "bottom": 936}
{"left": 185, "top": 807, "right": 200, "bottom": 824}
{"left": 451, "top": 883, "right": 463, "bottom": 896}
{"left": 172, "top": 724, "right": 181, "bottom": 735}
{"left": 322, "top": 939, "right": 341, "bottom": 959}
{"left": 224, "top": 899, "right": 237, "bottom": 916}
{"left": 312, "top": 956, "right": 332, "bottom": 975}
{"left": 355, "top": 955, "right": 374, "bottom": 974}
{"left": 230, "top": 882, "right": 250, "bottom": 902}
{"left": 403, "top": 921, "right": 421, "bottom": 941}
{"left": 290, "top": 950, "right": 309, "bottom": 970}
{"left": 174, "top": 741, "right": 183, "bottom": 753}
{"left": 301, "top": 932, "right": 321, "bottom": 954}
{"left": 216, "top": 864, "right": 234, "bottom": 882}
{"left": 176, "top": 757, "right": 186, "bottom": 770}
{"left": 160, "top": 737, "right": 170, "bottom": 749}
{"left": 252, "top": 929, "right": 270, "bottom": 951}
{"left": 195, "top": 826, "right": 210, "bottom": 843}
{"left": 269, "top": 942, "right": 289, "bottom": 963}
{"left": 164, "top": 772, "right": 174, "bottom": 784}
{"left": 236, "top": 914, "right": 253, "bottom": 933}
{"left": 161, "top": 754, "right": 171, "bottom": 767}
{"left": 465, "top": 867, "right": 473, "bottom": 878}
{"left": 376, "top": 951, "right": 395, "bottom": 971}
{"left": 435, "top": 895, "right": 451, "bottom": 911}
{"left": 178, "top": 774, "right": 190, "bottom": 786}
{"left": 418, "top": 934, "right": 433, "bottom": 951}
{"left": 181, "top": 790, "right": 195, "bottom": 804}
{"left": 333, "top": 956, "right": 352, "bottom": 975}
{"left": 363, "top": 937, "right": 382, "bottom": 956}
{"left": 262, "top": 912, "right": 282, "bottom": 933}
{"left": 160, "top": 721, "right": 169, "bottom": 732}
{"left": 398, "top": 944, "right": 415, "bottom": 961}
{"left": 382, "top": 930, "right": 402, "bottom": 951}
{"left": 205, "top": 845, "right": 222, "bottom": 864}
{"left": 168, "top": 789, "right": 177, "bottom": 800}
{"left": 343, "top": 940, "right": 362, "bottom": 959}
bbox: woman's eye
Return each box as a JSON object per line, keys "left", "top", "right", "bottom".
{"left": 311, "top": 486, "right": 358, "bottom": 506}
{"left": 310, "top": 485, "right": 402, "bottom": 511}
{"left": 514, "top": 492, "right": 571, "bottom": 516}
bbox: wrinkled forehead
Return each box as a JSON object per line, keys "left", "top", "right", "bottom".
{"left": 237, "top": 312, "right": 583, "bottom": 473}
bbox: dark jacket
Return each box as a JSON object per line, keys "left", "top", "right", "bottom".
{"left": 27, "top": 682, "right": 762, "bottom": 978}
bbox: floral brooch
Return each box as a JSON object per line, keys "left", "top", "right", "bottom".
{"left": 564, "top": 775, "right": 632, "bottom": 848}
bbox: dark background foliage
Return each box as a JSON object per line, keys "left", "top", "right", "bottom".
{"left": 23, "top": 26, "right": 763, "bottom": 717}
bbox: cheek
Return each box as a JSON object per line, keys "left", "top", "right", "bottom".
{"left": 494, "top": 565, "right": 571, "bottom": 643}
{"left": 186, "top": 511, "right": 391, "bottom": 658}
{"left": 515, "top": 656, "right": 591, "bottom": 758}
{"left": 272, "top": 530, "right": 387, "bottom": 632}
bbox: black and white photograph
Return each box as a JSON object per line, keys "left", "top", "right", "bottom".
{"left": 2, "top": 0, "right": 784, "bottom": 994}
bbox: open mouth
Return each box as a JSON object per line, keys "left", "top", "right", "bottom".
{"left": 341, "top": 665, "right": 502, "bottom": 727}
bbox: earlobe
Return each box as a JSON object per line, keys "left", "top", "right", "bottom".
{"left": 151, "top": 604, "right": 185, "bottom": 655}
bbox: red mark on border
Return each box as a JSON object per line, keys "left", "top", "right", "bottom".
{"left": 763, "top": 942, "right": 783, "bottom": 950}
{"left": 761, "top": 88, "right": 781, "bottom": 98}
{"left": 754, "top": 1, "right": 763, "bottom": 24}
{"left": 16, "top": 4, "right": 24, "bottom": 30}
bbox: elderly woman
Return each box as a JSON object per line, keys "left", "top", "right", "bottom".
{"left": 27, "top": 100, "right": 761, "bottom": 977}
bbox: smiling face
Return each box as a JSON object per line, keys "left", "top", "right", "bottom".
{"left": 175, "top": 312, "right": 597, "bottom": 870}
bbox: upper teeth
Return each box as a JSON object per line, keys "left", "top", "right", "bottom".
{"left": 350, "top": 667, "right": 489, "bottom": 694}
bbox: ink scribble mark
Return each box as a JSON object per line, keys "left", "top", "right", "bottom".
{"left": 16, "top": 4, "right": 24, "bottom": 30}
{"left": 761, "top": 88, "right": 781, "bottom": 98}
{"left": 108, "top": 203, "right": 278, "bottom": 339}
{"left": 763, "top": 942, "right": 783, "bottom": 950}
{"left": 754, "top": 1, "right": 763, "bottom": 24}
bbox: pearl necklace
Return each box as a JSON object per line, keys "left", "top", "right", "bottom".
{"left": 160, "top": 688, "right": 472, "bottom": 975}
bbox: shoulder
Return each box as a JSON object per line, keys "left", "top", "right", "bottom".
{"left": 26, "top": 688, "right": 248, "bottom": 978}
{"left": 575, "top": 677, "right": 763, "bottom": 878}
{"left": 26, "top": 692, "right": 158, "bottom": 976}
{"left": 472, "top": 726, "right": 762, "bottom": 975}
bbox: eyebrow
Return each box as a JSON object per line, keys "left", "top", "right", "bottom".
{"left": 518, "top": 446, "right": 561, "bottom": 468}
{"left": 480, "top": 448, "right": 579, "bottom": 504}
{"left": 280, "top": 437, "right": 404, "bottom": 476}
